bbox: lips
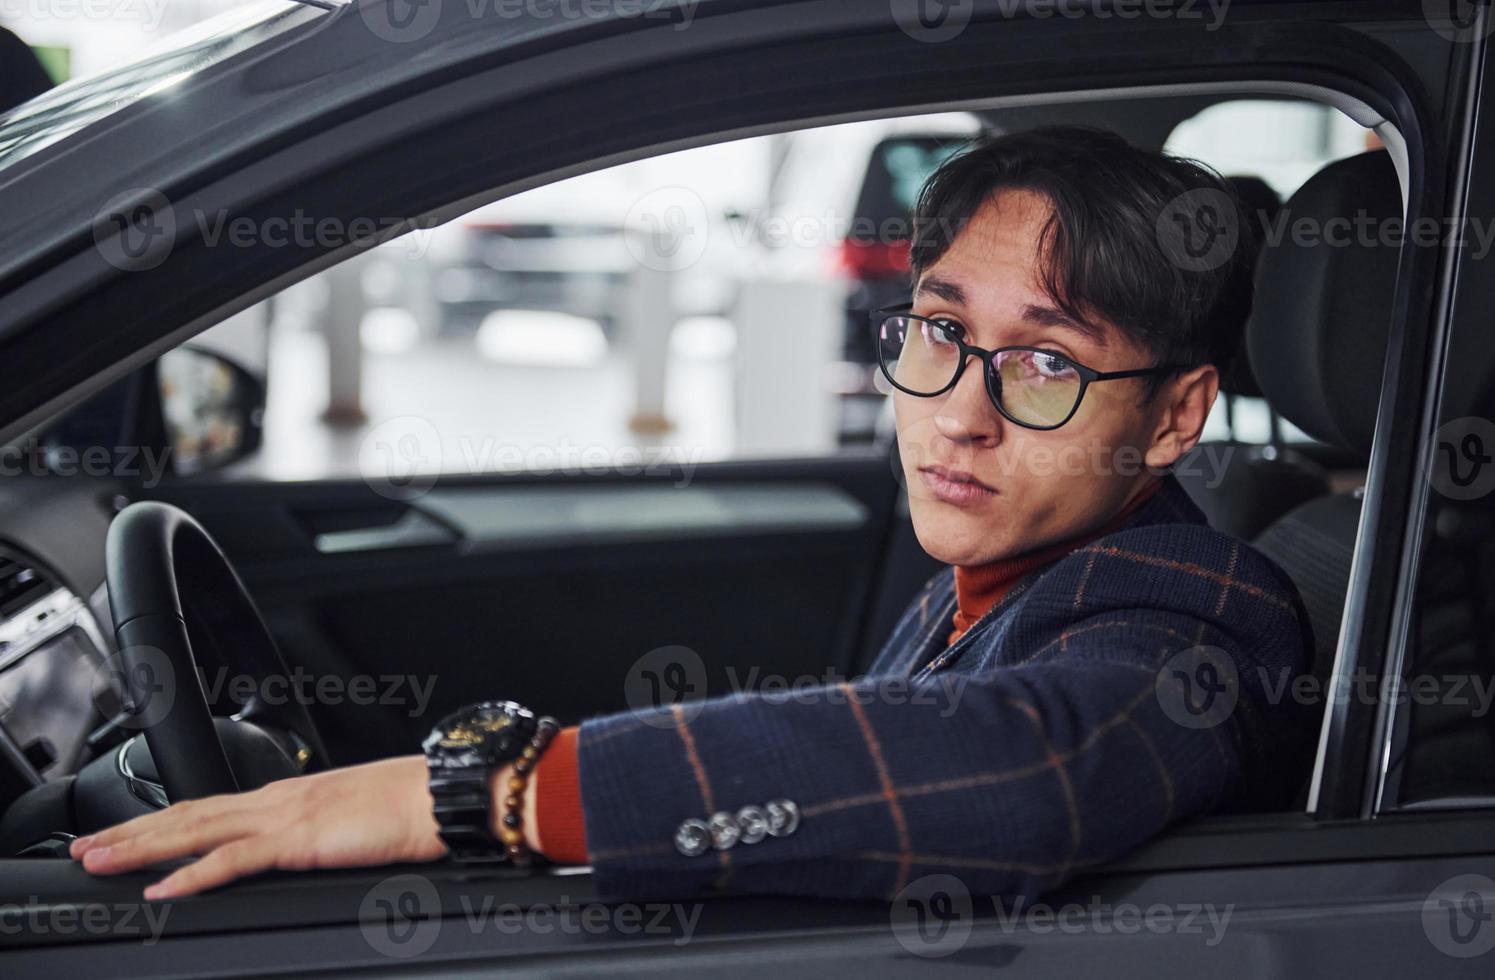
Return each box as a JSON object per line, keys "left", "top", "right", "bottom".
{"left": 918, "top": 465, "right": 997, "bottom": 506}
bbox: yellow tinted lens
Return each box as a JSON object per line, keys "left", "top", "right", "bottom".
{"left": 993, "top": 349, "right": 1082, "bottom": 426}
{"left": 879, "top": 316, "right": 960, "bottom": 394}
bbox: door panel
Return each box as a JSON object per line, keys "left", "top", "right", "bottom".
{"left": 147, "top": 455, "right": 935, "bottom": 765}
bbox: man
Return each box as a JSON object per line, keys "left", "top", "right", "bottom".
{"left": 71, "top": 127, "right": 1315, "bottom": 902}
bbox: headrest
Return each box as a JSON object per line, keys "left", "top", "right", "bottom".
{"left": 1218, "top": 175, "right": 1284, "bottom": 399}
{"left": 1245, "top": 151, "right": 1402, "bottom": 456}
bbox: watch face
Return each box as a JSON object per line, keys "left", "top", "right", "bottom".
{"left": 438, "top": 711, "right": 513, "bottom": 749}
{"left": 424, "top": 701, "right": 535, "bottom": 766}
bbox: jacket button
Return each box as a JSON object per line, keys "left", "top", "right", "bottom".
{"left": 736, "top": 805, "right": 769, "bottom": 844}
{"left": 674, "top": 818, "right": 711, "bottom": 857}
{"left": 765, "top": 799, "right": 800, "bottom": 837}
{"left": 708, "top": 811, "right": 741, "bottom": 850}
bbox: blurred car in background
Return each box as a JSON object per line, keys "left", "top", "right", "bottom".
{"left": 759, "top": 114, "right": 984, "bottom": 443}
{"left": 420, "top": 174, "right": 637, "bottom": 337}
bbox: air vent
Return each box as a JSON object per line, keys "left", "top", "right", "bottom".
{"left": 0, "top": 550, "right": 56, "bottom": 620}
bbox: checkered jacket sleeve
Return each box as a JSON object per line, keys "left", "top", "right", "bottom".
{"left": 575, "top": 519, "right": 1315, "bottom": 902}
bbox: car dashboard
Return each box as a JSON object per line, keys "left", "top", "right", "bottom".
{"left": 0, "top": 473, "right": 122, "bottom": 822}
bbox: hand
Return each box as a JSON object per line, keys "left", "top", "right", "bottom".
{"left": 69, "top": 755, "right": 452, "bottom": 899}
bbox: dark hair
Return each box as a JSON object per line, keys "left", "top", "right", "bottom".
{"left": 909, "top": 126, "right": 1256, "bottom": 392}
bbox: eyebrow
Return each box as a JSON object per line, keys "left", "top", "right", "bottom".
{"left": 914, "top": 276, "right": 966, "bottom": 306}
{"left": 1019, "top": 303, "right": 1110, "bottom": 349}
{"left": 916, "top": 275, "right": 1110, "bottom": 350}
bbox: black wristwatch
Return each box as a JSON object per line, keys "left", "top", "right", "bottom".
{"left": 422, "top": 701, "right": 539, "bottom": 861}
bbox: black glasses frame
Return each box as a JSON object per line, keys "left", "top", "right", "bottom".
{"left": 870, "top": 302, "right": 1185, "bottom": 431}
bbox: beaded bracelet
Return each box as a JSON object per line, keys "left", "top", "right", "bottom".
{"left": 495, "top": 715, "right": 560, "bottom": 867}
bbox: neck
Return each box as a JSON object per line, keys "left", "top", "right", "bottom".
{"left": 946, "top": 478, "right": 1164, "bottom": 646}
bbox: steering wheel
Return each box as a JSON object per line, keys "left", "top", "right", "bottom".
{"left": 104, "top": 501, "right": 329, "bottom": 803}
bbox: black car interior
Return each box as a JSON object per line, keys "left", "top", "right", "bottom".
{"left": 0, "top": 93, "right": 1465, "bottom": 902}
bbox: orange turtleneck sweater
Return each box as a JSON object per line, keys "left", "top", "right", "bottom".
{"left": 946, "top": 478, "right": 1163, "bottom": 646}
{"left": 529, "top": 479, "right": 1164, "bottom": 865}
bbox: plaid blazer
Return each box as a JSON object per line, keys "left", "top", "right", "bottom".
{"left": 577, "top": 476, "right": 1316, "bottom": 901}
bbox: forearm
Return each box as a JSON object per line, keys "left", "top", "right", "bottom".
{"left": 574, "top": 646, "right": 1304, "bottom": 901}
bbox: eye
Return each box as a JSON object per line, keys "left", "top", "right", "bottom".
{"left": 1034, "top": 351, "right": 1074, "bottom": 378}
{"left": 920, "top": 318, "right": 962, "bottom": 346}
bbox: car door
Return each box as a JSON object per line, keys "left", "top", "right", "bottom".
{"left": 145, "top": 452, "right": 921, "bottom": 764}
{"left": 0, "top": 2, "right": 1492, "bottom": 977}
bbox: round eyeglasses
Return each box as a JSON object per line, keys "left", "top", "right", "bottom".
{"left": 872, "top": 303, "right": 1184, "bottom": 431}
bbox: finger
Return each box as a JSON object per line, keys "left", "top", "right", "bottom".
{"left": 143, "top": 836, "right": 279, "bottom": 900}
{"left": 71, "top": 796, "right": 223, "bottom": 858}
{"left": 81, "top": 806, "right": 267, "bottom": 875}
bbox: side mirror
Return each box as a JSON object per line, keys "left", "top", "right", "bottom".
{"left": 157, "top": 346, "right": 265, "bottom": 477}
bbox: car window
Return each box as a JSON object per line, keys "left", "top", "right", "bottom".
{"left": 192, "top": 112, "right": 984, "bottom": 482}
{"left": 177, "top": 100, "right": 1373, "bottom": 485}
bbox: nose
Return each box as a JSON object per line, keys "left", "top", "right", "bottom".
{"left": 932, "top": 354, "right": 1002, "bottom": 448}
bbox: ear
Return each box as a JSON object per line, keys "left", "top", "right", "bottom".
{"left": 1143, "top": 365, "right": 1219, "bottom": 470}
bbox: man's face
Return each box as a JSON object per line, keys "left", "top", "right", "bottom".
{"left": 894, "top": 188, "right": 1180, "bottom": 567}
